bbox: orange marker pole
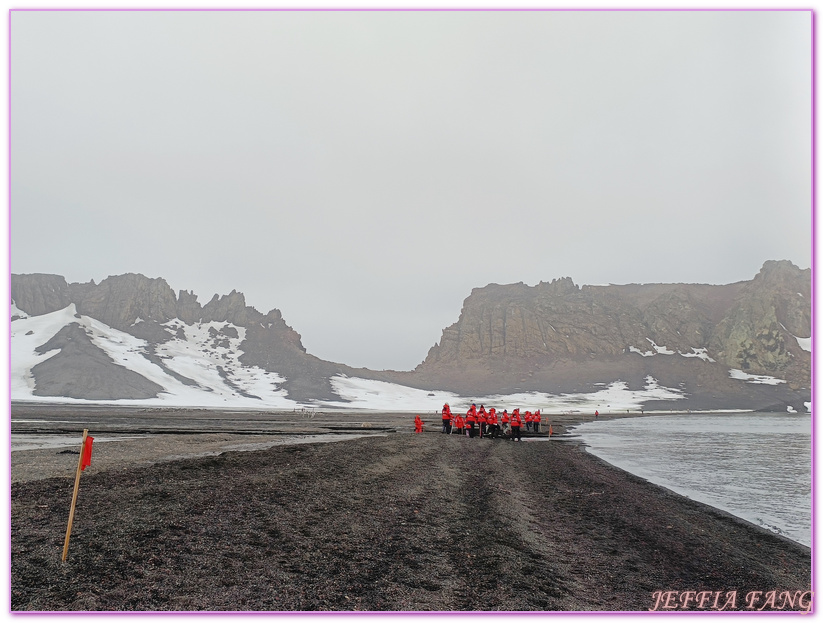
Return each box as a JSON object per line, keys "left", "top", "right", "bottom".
{"left": 62, "top": 429, "right": 88, "bottom": 562}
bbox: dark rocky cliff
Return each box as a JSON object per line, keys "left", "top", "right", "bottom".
{"left": 709, "top": 260, "right": 811, "bottom": 388}
{"left": 396, "top": 261, "right": 810, "bottom": 408}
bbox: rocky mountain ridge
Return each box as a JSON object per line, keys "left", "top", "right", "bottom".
{"left": 11, "top": 273, "right": 345, "bottom": 401}
{"left": 10, "top": 261, "right": 812, "bottom": 411}
{"left": 413, "top": 260, "right": 809, "bottom": 384}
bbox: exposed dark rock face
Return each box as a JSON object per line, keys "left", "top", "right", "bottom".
{"left": 71, "top": 273, "right": 178, "bottom": 331}
{"left": 31, "top": 323, "right": 165, "bottom": 400}
{"left": 239, "top": 310, "right": 342, "bottom": 402}
{"left": 418, "top": 279, "right": 746, "bottom": 366}
{"left": 406, "top": 261, "right": 810, "bottom": 405}
{"left": 176, "top": 290, "right": 202, "bottom": 325}
{"left": 201, "top": 290, "right": 262, "bottom": 326}
{"left": 10, "top": 273, "right": 71, "bottom": 316}
{"left": 127, "top": 320, "right": 175, "bottom": 344}
{"left": 709, "top": 261, "right": 811, "bottom": 390}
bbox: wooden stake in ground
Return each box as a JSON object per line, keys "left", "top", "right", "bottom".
{"left": 62, "top": 429, "right": 94, "bottom": 562}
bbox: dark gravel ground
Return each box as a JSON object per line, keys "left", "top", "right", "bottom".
{"left": 11, "top": 432, "right": 811, "bottom": 612}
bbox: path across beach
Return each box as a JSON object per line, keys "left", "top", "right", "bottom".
{"left": 10, "top": 413, "right": 811, "bottom": 612}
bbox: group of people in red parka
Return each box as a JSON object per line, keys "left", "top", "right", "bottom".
{"left": 435, "top": 403, "right": 541, "bottom": 441}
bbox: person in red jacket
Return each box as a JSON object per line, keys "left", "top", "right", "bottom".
{"left": 524, "top": 411, "right": 533, "bottom": 432}
{"left": 533, "top": 409, "right": 541, "bottom": 433}
{"left": 501, "top": 409, "right": 510, "bottom": 437}
{"left": 465, "top": 408, "right": 477, "bottom": 438}
{"left": 487, "top": 408, "right": 499, "bottom": 438}
{"left": 510, "top": 410, "right": 523, "bottom": 441}
{"left": 478, "top": 405, "right": 488, "bottom": 437}
{"left": 454, "top": 415, "right": 465, "bottom": 435}
{"left": 442, "top": 403, "right": 453, "bottom": 434}
{"left": 414, "top": 415, "right": 423, "bottom": 433}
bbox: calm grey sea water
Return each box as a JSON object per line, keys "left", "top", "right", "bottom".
{"left": 571, "top": 412, "right": 811, "bottom": 547}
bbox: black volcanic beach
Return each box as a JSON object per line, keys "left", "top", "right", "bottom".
{"left": 10, "top": 406, "right": 812, "bottom": 612}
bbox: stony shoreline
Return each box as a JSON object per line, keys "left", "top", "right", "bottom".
{"left": 10, "top": 417, "right": 811, "bottom": 612}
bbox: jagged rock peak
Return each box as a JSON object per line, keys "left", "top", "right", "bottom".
{"left": 71, "top": 273, "right": 179, "bottom": 331}
{"left": 11, "top": 272, "right": 293, "bottom": 332}
{"left": 753, "top": 259, "right": 810, "bottom": 285}
{"left": 177, "top": 290, "right": 202, "bottom": 325}
{"left": 535, "top": 276, "right": 579, "bottom": 295}
{"left": 201, "top": 289, "right": 260, "bottom": 325}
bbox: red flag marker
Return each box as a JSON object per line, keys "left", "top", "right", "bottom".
{"left": 80, "top": 436, "right": 94, "bottom": 471}
{"left": 63, "top": 429, "right": 91, "bottom": 562}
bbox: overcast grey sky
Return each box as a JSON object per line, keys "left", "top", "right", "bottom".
{"left": 10, "top": 10, "right": 812, "bottom": 371}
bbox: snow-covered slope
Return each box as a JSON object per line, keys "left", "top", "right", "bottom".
{"left": 11, "top": 305, "right": 299, "bottom": 408}
{"left": 12, "top": 304, "right": 698, "bottom": 412}
{"left": 325, "top": 375, "right": 686, "bottom": 412}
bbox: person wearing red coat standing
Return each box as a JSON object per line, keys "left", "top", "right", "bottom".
{"left": 454, "top": 415, "right": 465, "bottom": 435}
{"left": 442, "top": 403, "right": 453, "bottom": 434}
{"left": 487, "top": 408, "right": 499, "bottom": 438}
{"left": 478, "top": 404, "right": 487, "bottom": 437}
{"left": 510, "top": 410, "right": 523, "bottom": 442}
{"left": 533, "top": 409, "right": 541, "bottom": 433}
{"left": 466, "top": 406, "right": 477, "bottom": 438}
{"left": 414, "top": 415, "right": 423, "bottom": 433}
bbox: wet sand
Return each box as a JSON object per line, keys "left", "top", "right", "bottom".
{"left": 10, "top": 406, "right": 811, "bottom": 611}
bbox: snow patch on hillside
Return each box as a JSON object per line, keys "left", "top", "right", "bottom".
{"left": 779, "top": 322, "right": 811, "bottom": 353}
{"left": 326, "top": 376, "right": 460, "bottom": 410}
{"left": 157, "top": 319, "right": 291, "bottom": 403}
{"left": 453, "top": 376, "right": 682, "bottom": 413}
{"left": 10, "top": 301, "right": 29, "bottom": 319}
{"left": 729, "top": 369, "right": 786, "bottom": 385}
{"left": 321, "top": 374, "right": 683, "bottom": 412}
{"left": 679, "top": 347, "right": 715, "bottom": 362}
{"left": 630, "top": 339, "right": 676, "bottom": 357}
{"left": 647, "top": 338, "right": 674, "bottom": 355}
{"left": 794, "top": 336, "right": 812, "bottom": 352}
